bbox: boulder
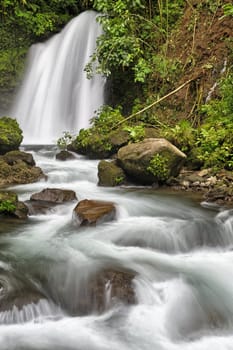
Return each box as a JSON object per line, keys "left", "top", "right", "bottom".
{"left": 0, "top": 191, "right": 28, "bottom": 219}
{"left": 0, "top": 151, "right": 45, "bottom": 186}
{"left": 27, "top": 188, "right": 77, "bottom": 215}
{"left": 30, "top": 188, "right": 77, "bottom": 203}
{"left": 73, "top": 199, "right": 116, "bottom": 226}
{"left": 98, "top": 160, "right": 127, "bottom": 187}
{"left": 117, "top": 138, "right": 186, "bottom": 185}
{"left": 55, "top": 150, "right": 75, "bottom": 161}
{"left": 0, "top": 117, "right": 23, "bottom": 155}
{"left": 3, "top": 150, "right": 35, "bottom": 166}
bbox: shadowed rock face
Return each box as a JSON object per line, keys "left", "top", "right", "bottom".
{"left": 73, "top": 199, "right": 116, "bottom": 226}
{"left": 55, "top": 150, "right": 75, "bottom": 161}
{"left": 98, "top": 160, "right": 127, "bottom": 187}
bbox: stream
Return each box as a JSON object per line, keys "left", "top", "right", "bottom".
{"left": 0, "top": 146, "right": 233, "bottom": 349}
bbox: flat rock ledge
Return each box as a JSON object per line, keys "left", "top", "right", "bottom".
{"left": 26, "top": 188, "right": 78, "bottom": 215}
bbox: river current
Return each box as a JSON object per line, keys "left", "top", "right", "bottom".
{"left": 0, "top": 146, "right": 233, "bottom": 349}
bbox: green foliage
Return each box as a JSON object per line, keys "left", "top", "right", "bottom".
{"left": 195, "top": 74, "right": 233, "bottom": 170}
{"left": 163, "top": 120, "right": 196, "bottom": 153}
{"left": 0, "top": 116, "right": 23, "bottom": 153}
{"left": 123, "top": 125, "right": 145, "bottom": 142}
{"left": 57, "top": 131, "right": 74, "bottom": 150}
{"left": 0, "top": 200, "right": 16, "bottom": 214}
{"left": 87, "top": 0, "right": 185, "bottom": 83}
{"left": 222, "top": 3, "right": 233, "bottom": 17}
{"left": 0, "top": 191, "right": 17, "bottom": 214}
{"left": 147, "top": 154, "right": 169, "bottom": 181}
{"left": 90, "top": 105, "right": 125, "bottom": 133}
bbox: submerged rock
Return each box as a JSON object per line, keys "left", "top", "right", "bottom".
{"left": 98, "top": 160, "right": 127, "bottom": 187}
{"left": 0, "top": 117, "right": 23, "bottom": 155}
{"left": 73, "top": 199, "right": 116, "bottom": 226}
{"left": 117, "top": 138, "right": 186, "bottom": 185}
{"left": 0, "top": 268, "right": 45, "bottom": 315}
{"left": 76, "top": 269, "right": 136, "bottom": 315}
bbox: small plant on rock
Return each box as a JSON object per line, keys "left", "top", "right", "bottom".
{"left": 147, "top": 154, "right": 169, "bottom": 182}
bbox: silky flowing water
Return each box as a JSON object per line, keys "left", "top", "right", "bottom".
{"left": 0, "top": 146, "right": 233, "bottom": 349}
{"left": 12, "top": 11, "right": 105, "bottom": 144}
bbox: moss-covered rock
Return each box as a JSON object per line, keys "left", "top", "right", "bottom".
{"left": 98, "top": 160, "right": 127, "bottom": 187}
{"left": 0, "top": 151, "right": 45, "bottom": 187}
{"left": 0, "top": 191, "right": 28, "bottom": 219}
{"left": 69, "top": 129, "right": 114, "bottom": 159}
{"left": 0, "top": 117, "right": 23, "bottom": 155}
{"left": 117, "top": 138, "right": 186, "bottom": 185}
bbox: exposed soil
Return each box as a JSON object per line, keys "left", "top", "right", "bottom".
{"left": 157, "top": 1, "right": 233, "bottom": 124}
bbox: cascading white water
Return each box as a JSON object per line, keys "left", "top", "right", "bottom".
{"left": 1, "top": 146, "right": 233, "bottom": 350}
{"left": 11, "top": 11, "right": 105, "bottom": 144}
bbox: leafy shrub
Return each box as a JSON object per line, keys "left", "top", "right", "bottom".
{"left": 147, "top": 154, "right": 169, "bottom": 181}
{"left": 196, "top": 74, "right": 233, "bottom": 170}
{"left": 57, "top": 131, "right": 74, "bottom": 150}
{"left": 0, "top": 200, "right": 16, "bottom": 214}
{"left": 123, "top": 125, "right": 145, "bottom": 142}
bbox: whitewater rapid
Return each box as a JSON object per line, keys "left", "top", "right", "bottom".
{"left": 0, "top": 146, "right": 233, "bottom": 350}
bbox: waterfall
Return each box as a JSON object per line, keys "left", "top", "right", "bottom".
{"left": 12, "top": 11, "right": 105, "bottom": 145}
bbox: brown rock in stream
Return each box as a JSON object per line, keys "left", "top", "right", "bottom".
{"left": 30, "top": 188, "right": 77, "bottom": 203}
{"left": 73, "top": 199, "right": 116, "bottom": 226}
{"left": 26, "top": 188, "right": 78, "bottom": 215}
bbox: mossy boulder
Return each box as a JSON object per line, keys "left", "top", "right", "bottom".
{"left": 98, "top": 160, "right": 127, "bottom": 187}
{"left": 117, "top": 138, "right": 186, "bottom": 185}
{"left": 69, "top": 128, "right": 130, "bottom": 159}
{"left": 3, "top": 150, "right": 35, "bottom": 166}
{"left": 0, "top": 117, "right": 23, "bottom": 155}
{"left": 0, "top": 191, "right": 28, "bottom": 219}
{"left": 69, "top": 129, "right": 113, "bottom": 159}
{"left": 0, "top": 151, "right": 45, "bottom": 186}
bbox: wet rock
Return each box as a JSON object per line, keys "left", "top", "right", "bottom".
{"left": 60, "top": 269, "right": 136, "bottom": 316}
{"left": 3, "top": 150, "right": 35, "bottom": 166}
{"left": 0, "top": 191, "right": 28, "bottom": 219}
{"left": 27, "top": 188, "right": 78, "bottom": 215}
{"left": 82, "top": 269, "right": 136, "bottom": 314}
{"left": 73, "top": 199, "right": 116, "bottom": 226}
{"left": 98, "top": 160, "right": 127, "bottom": 187}
{"left": 0, "top": 117, "right": 23, "bottom": 155}
{"left": 56, "top": 150, "right": 75, "bottom": 161}
{"left": 30, "top": 188, "right": 77, "bottom": 203}
{"left": 0, "top": 151, "right": 45, "bottom": 186}
{"left": 117, "top": 138, "right": 186, "bottom": 185}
